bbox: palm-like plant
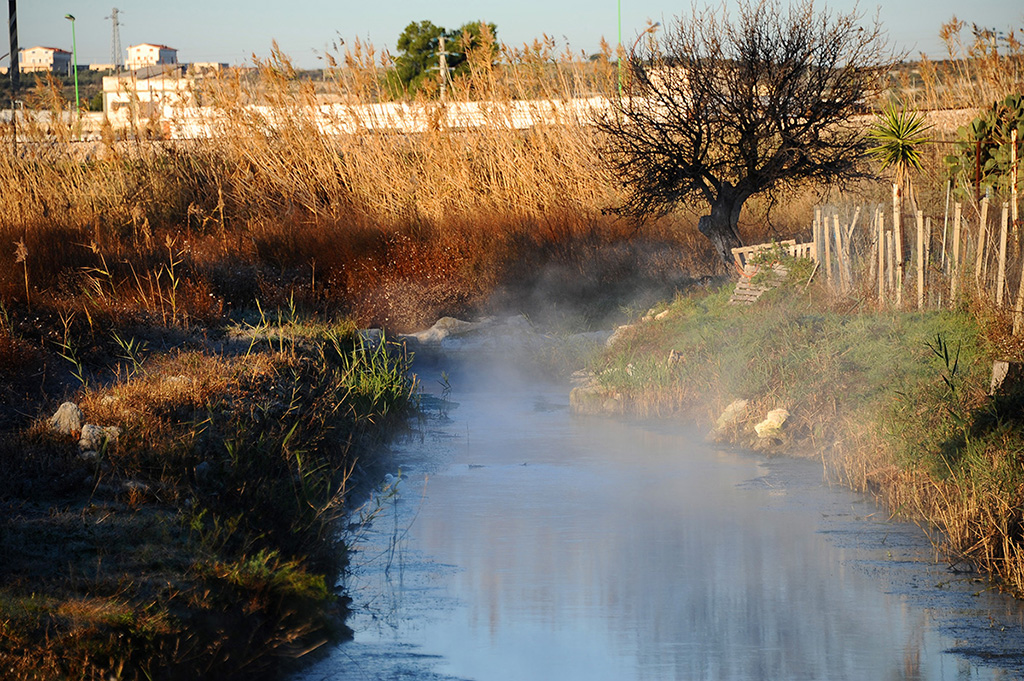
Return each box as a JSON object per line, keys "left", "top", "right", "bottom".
{"left": 868, "top": 105, "right": 933, "bottom": 205}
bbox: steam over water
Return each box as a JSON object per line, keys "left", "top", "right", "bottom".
{"left": 297, "top": 356, "right": 1024, "bottom": 681}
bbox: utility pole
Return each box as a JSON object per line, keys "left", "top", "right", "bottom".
{"left": 8, "top": 0, "right": 17, "bottom": 152}
{"left": 437, "top": 34, "right": 450, "bottom": 102}
{"left": 106, "top": 7, "right": 122, "bottom": 72}
{"left": 64, "top": 14, "right": 79, "bottom": 119}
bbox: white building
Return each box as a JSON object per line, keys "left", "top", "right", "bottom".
{"left": 126, "top": 44, "right": 178, "bottom": 71}
{"left": 103, "top": 69, "right": 194, "bottom": 129}
{"left": 19, "top": 46, "right": 72, "bottom": 74}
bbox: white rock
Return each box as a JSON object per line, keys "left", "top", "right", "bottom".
{"left": 606, "top": 324, "right": 635, "bottom": 347}
{"left": 716, "top": 399, "right": 749, "bottom": 430}
{"left": 79, "top": 424, "right": 121, "bottom": 453}
{"left": 754, "top": 408, "right": 790, "bottom": 438}
{"left": 358, "top": 328, "right": 383, "bottom": 347}
{"left": 49, "top": 402, "right": 83, "bottom": 435}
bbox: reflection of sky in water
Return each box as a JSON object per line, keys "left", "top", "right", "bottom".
{"left": 297, "top": 376, "right": 1024, "bottom": 681}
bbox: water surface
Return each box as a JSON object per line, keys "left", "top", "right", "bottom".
{"left": 297, "top": 359, "right": 1024, "bottom": 681}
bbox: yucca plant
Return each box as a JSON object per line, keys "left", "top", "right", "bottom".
{"left": 867, "top": 104, "right": 933, "bottom": 208}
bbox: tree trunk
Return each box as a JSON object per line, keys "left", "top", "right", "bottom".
{"left": 698, "top": 191, "right": 745, "bottom": 266}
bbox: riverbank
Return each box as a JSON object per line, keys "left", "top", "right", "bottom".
{"left": 574, "top": 265, "right": 1024, "bottom": 596}
{"left": 0, "top": 312, "right": 415, "bottom": 680}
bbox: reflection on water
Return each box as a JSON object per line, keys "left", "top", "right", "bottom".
{"left": 297, "top": 362, "right": 1024, "bottom": 681}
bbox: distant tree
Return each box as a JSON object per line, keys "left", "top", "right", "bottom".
{"left": 394, "top": 20, "right": 498, "bottom": 92}
{"left": 395, "top": 20, "right": 445, "bottom": 91}
{"left": 597, "top": 0, "right": 897, "bottom": 265}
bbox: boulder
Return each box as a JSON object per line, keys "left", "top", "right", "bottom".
{"left": 358, "top": 328, "right": 384, "bottom": 348}
{"left": 606, "top": 324, "right": 635, "bottom": 347}
{"left": 79, "top": 424, "right": 121, "bottom": 456}
{"left": 754, "top": 408, "right": 790, "bottom": 439}
{"left": 49, "top": 402, "right": 84, "bottom": 435}
{"left": 990, "top": 360, "right": 1024, "bottom": 396}
{"left": 407, "top": 317, "right": 492, "bottom": 344}
{"left": 707, "top": 398, "right": 749, "bottom": 442}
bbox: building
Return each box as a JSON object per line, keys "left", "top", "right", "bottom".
{"left": 103, "top": 68, "right": 194, "bottom": 128}
{"left": 19, "top": 46, "right": 72, "bottom": 74}
{"left": 126, "top": 44, "right": 178, "bottom": 71}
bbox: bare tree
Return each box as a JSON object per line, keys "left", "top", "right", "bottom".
{"left": 598, "top": 0, "right": 897, "bottom": 264}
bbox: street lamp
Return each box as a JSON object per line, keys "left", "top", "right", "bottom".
{"left": 64, "top": 13, "right": 79, "bottom": 117}
{"left": 617, "top": 0, "right": 622, "bottom": 97}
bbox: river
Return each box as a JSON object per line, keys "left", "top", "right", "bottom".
{"left": 296, "top": 351, "right": 1024, "bottom": 681}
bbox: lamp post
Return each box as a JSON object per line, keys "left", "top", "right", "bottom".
{"left": 617, "top": 0, "right": 622, "bottom": 98}
{"left": 64, "top": 13, "right": 79, "bottom": 117}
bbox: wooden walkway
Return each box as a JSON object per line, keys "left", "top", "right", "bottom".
{"left": 728, "top": 239, "right": 814, "bottom": 306}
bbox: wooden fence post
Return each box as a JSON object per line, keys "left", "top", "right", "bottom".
{"left": 997, "top": 202, "right": 1009, "bottom": 306}
{"left": 951, "top": 202, "right": 963, "bottom": 305}
{"left": 833, "top": 214, "right": 850, "bottom": 293}
{"left": 886, "top": 229, "right": 894, "bottom": 293}
{"left": 824, "top": 210, "right": 833, "bottom": 291}
{"left": 917, "top": 210, "right": 925, "bottom": 310}
{"left": 925, "top": 217, "right": 933, "bottom": 307}
{"left": 1013, "top": 222, "right": 1024, "bottom": 336}
{"left": 877, "top": 210, "right": 885, "bottom": 306}
{"left": 893, "top": 184, "right": 903, "bottom": 307}
{"left": 1013, "top": 129, "right": 1019, "bottom": 235}
{"left": 976, "top": 196, "right": 990, "bottom": 286}
{"left": 814, "top": 206, "right": 823, "bottom": 264}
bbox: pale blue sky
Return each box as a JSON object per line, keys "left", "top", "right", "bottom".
{"left": 13, "top": 1, "right": 1024, "bottom": 70}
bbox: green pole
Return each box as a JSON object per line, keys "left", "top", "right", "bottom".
{"left": 64, "top": 13, "right": 78, "bottom": 117}
{"left": 617, "top": 0, "right": 622, "bottom": 98}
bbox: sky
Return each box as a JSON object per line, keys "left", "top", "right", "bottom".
{"left": 10, "top": 0, "right": 1024, "bottom": 70}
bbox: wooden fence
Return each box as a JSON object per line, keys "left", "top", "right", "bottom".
{"left": 803, "top": 193, "right": 1024, "bottom": 332}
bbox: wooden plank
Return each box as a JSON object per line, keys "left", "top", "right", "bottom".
{"left": 916, "top": 210, "right": 925, "bottom": 310}
{"left": 893, "top": 184, "right": 903, "bottom": 307}
{"left": 877, "top": 209, "right": 885, "bottom": 306}
{"left": 952, "top": 202, "right": 963, "bottom": 306}
{"left": 996, "top": 202, "right": 1007, "bottom": 306}
{"left": 975, "top": 196, "right": 989, "bottom": 286}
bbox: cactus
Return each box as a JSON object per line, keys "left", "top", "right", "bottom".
{"left": 944, "top": 93, "right": 1024, "bottom": 198}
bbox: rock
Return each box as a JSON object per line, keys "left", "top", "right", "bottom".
{"left": 79, "top": 423, "right": 121, "bottom": 454}
{"left": 606, "top": 324, "right": 635, "bottom": 347}
{"left": 754, "top": 408, "right": 790, "bottom": 439}
{"left": 358, "top": 328, "right": 384, "bottom": 348}
{"left": 407, "top": 317, "right": 490, "bottom": 344}
{"left": 122, "top": 480, "right": 150, "bottom": 494}
{"left": 49, "top": 402, "right": 84, "bottom": 435}
{"left": 195, "top": 461, "right": 212, "bottom": 484}
{"left": 568, "top": 330, "right": 613, "bottom": 346}
{"left": 990, "top": 360, "right": 1024, "bottom": 396}
{"left": 569, "top": 382, "right": 614, "bottom": 415}
{"left": 718, "top": 399, "right": 749, "bottom": 429}
{"left": 655, "top": 309, "right": 670, "bottom": 321}
{"left": 570, "top": 369, "right": 595, "bottom": 386}
{"left": 707, "top": 398, "right": 749, "bottom": 442}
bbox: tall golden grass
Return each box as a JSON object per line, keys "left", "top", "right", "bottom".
{"left": 907, "top": 18, "right": 1024, "bottom": 113}
{"left": 0, "top": 29, "right": 719, "bottom": 332}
